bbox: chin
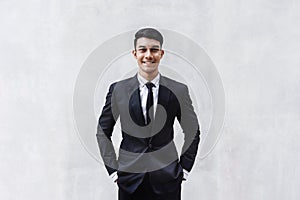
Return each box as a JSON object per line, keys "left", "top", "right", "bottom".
{"left": 139, "top": 67, "right": 156, "bottom": 74}
{"left": 144, "top": 66, "right": 157, "bottom": 72}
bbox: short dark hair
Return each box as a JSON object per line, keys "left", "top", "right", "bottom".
{"left": 134, "top": 28, "right": 164, "bottom": 49}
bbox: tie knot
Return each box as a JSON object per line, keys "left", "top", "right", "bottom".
{"left": 145, "top": 82, "right": 155, "bottom": 89}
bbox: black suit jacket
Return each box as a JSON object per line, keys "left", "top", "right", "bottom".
{"left": 97, "top": 74, "right": 200, "bottom": 194}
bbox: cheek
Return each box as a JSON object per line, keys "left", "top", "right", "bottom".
{"left": 137, "top": 55, "right": 143, "bottom": 60}
{"left": 154, "top": 56, "right": 161, "bottom": 61}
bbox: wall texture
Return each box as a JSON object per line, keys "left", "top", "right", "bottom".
{"left": 1, "top": 0, "right": 300, "bottom": 199}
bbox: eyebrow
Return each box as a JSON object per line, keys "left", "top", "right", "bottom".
{"left": 137, "top": 45, "right": 160, "bottom": 49}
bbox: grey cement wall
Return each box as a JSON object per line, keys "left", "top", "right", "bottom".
{"left": 1, "top": 0, "right": 300, "bottom": 199}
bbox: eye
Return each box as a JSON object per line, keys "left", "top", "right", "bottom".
{"left": 138, "top": 48, "right": 147, "bottom": 53}
{"left": 150, "top": 48, "right": 159, "bottom": 53}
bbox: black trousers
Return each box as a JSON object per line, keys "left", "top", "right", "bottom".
{"left": 118, "top": 175, "right": 181, "bottom": 200}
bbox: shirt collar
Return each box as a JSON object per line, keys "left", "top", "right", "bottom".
{"left": 137, "top": 73, "right": 160, "bottom": 88}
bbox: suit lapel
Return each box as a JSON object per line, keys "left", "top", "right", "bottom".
{"left": 149, "top": 76, "right": 171, "bottom": 141}
{"left": 128, "top": 75, "right": 145, "bottom": 126}
{"left": 157, "top": 76, "right": 171, "bottom": 110}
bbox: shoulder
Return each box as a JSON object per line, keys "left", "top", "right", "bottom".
{"left": 160, "top": 75, "right": 188, "bottom": 92}
{"left": 106, "top": 76, "right": 138, "bottom": 98}
{"left": 116, "top": 76, "right": 136, "bottom": 84}
{"left": 108, "top": 75, "right": 137, "bottom": 90}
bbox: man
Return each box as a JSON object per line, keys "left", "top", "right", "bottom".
{"left": 97, "top": 28, "right": 200, "bottom": 200}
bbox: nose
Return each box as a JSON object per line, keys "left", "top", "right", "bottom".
{"left": 145, "top": 49, "right": 152, "bottom": 59}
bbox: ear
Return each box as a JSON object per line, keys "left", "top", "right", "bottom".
{"left": 160, "top": 49, "right": 165, "bottom": 58}
{"left": 132, "top": 50, "right": 137, "bottom": 59}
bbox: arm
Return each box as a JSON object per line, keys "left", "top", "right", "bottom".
{"left": 96, "top": 83, "right": 119, "bottom": 176}
{"left": 177, "top": 85, "right": 200, "bottom": 173}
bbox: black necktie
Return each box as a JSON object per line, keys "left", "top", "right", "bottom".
{"left": 145, "top": 82, "right": 155, "bottom": 125}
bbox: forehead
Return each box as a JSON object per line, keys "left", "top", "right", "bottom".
{"left": 136, "top": 37, "right": 161, "bottom": 48}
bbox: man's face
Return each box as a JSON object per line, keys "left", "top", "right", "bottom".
{"left": 132, "top": 37, "right": 164, "bottom": 77}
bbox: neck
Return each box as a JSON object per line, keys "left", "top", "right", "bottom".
{"left": 138, "top": 70, "right": 159, "bottom": 81}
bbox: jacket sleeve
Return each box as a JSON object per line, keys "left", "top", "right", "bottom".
{"left": 177, "top": 85, "right": 200, "bottom": 172}
{"left": 96, "top": 83, "right": 119, "bottom": 175}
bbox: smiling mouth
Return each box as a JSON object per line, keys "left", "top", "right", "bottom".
{"left": 142, "top": 61, "right": 155, "bottom": 64}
